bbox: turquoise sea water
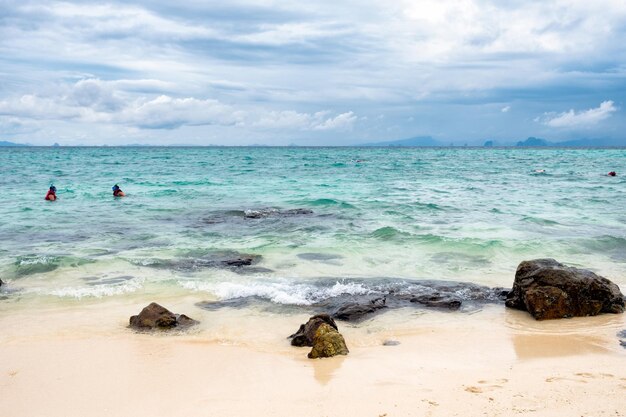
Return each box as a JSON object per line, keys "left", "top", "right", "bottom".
{"left": 1, "top": 147, "right": 625, "bottom": 305}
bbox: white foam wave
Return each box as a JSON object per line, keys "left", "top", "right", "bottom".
{"left": 179, "top": 279, "right": 373, "bottom": 305}
{"left": 44, "top": 279, "right": 143, "bottom": 299}
{"left": 18, "top": 256, "right": 56, "bottom": 265}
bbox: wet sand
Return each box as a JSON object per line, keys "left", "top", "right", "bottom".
{"left": 1, "top": 300, "right": 625, "bottom": 417}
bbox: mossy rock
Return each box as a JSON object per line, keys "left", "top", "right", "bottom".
{"left": 308, "top": 323, "right": 349, "bottom": 359}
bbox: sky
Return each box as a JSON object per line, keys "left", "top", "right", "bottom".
{"left": 1, "top": 0, "right": 625, "bottom": 146}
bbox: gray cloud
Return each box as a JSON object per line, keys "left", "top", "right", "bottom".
{"left": 1, "top": 0, "right": 626, "bottom": 144}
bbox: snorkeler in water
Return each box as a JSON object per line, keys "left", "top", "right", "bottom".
{"left": 608, "top": 171, "right": 617, "bottom": 177}
{"left": 112, "top": 184, "right": 126, "bottom": 197}
{"left": 45, "top": 185, "right": 57, "bottom": 201}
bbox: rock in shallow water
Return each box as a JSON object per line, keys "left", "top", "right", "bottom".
{"left": 289, "top": 314, "right": 348, "bottom": 358}
{"left": 244, "top": 208, "right": 313, "bottom": 219}
{"left": 289, "top": 313, "right": 338, "bottom": 347}
{"left": 410, "top": 294, "right": 462, "bottom": 310}
{"left": 505, "top": 259, "right": 625, "bottom": 320}
{"left": 333, "top": 297, "right": 387, "bottom": 321}
{"left": 129, "top": 302, "right": 198, "bottom": 330}
{"left": 308, "top": 323, "right": 349, "bottom": 359}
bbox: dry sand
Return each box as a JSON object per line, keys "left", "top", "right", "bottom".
{"left": 1, "top": 299, "right": 625, "bottom": 417}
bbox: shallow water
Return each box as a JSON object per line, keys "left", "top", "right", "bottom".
{"left": 1, "top": 147, "right": 625, "bottom": 306}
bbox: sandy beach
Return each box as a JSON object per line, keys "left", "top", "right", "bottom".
{"left": 2, "top": 298, "right": 625, "bottom": 417}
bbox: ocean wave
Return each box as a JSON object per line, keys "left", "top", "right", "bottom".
{"left": 371, "top": 226, "right": 411, "bottom": 240}
{"left": 520, "top": 216, "right": 560, "bottom": 226}
{"left": 45, "top": 279, "right": 143, "bottom": 299}
{"left": 412, "top": 201, "right": 445, "bottom": 211}
{"left": 187, "top": 278, "right": 505, "bottom": 312}
{"left": 180, "top": 279, "right": 373, "bottom": 305}
{"left": 414, "top": 234, "right": 505, "bottom": 251}
{"left": 576, "top": 235, "right": 626, "bottom": 261}
{"left": 307, "top": 198, "right": 356, "bottom": 209}
{"left": 13, "top": 255, "right": 94, "bottom": 278}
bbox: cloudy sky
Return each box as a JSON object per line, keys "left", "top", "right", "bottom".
{"left": 1, "top": 0, "right": 625, "bottom": 145}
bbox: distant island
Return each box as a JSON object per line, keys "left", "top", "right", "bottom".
{"left": 512, "top": 137, "right": 625, "bottom": 147}
{"left": 1, "top": 137, "right": 624, "bottom": 148}
{"left": 0, "top": 140, "right": 28, "bottom": 147}
{"left": 358, "top": 135, "right": 625, "bottom": 148}
{"left": 359, "top": 136, "right": 442, "bottom": 147}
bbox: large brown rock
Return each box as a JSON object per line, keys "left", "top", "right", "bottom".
{"left": 289, "top": 314, "right": 348, "bottom": 358}
{"left": 505, "top": 259, "right": 625, "bottom": 320}
{"left": 129, "top": 302, "right": 198, "bottom": 330}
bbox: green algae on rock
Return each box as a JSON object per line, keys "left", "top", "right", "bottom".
{"left": 289, "top": 314, "right": 349, "bottom": 359}
{"left": 308, "top": 323, "right": 349, "bottom": 359}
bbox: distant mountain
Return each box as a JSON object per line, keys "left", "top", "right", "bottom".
{"left": 514, "top": 136, "right": 625, "bottom": 147}
{"left": 516, "top": 137, "right": 549, "bottom": 147}
{"left": 0, "top": 140, "right": 28, "bottom": 146}
{"left": 553, "top": 137, "right": 625, "bottom": 147}
{"left": 359, "top": 136, "right": 443, "bottom": 147}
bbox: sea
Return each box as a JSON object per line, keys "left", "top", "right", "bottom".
{"left": 1, "top": 146, "right": 625, "bottom": 313}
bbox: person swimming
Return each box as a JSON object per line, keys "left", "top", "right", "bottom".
{"left": 112, "top": 184, "right": 125, "bottom": 197}
{"left": 608, "top": 171, "right": 617, "bottom": 177}
{"left": 45, "top": 185, "right": 57, "bottom": 201}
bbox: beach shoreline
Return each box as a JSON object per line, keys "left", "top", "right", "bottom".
{"left": 1, "top": 301, "right": 625, "bottom": 417}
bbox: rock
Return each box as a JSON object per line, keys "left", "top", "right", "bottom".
{"left": 297, "top": 253, "right": 343, "bottom": 262}
{"left": 333, "top": 297, "right": 387, "bottom": 321}
{"left": 308, "top": 323, "right": 349, "bottom": 359}
{"left": 410, "top": 294, "right": 462, "bottom": 310}
{"left": 129, "top": 302, "right": 198, "bottom": 330}
{"left": 289, "top": 313, "right": 338, "bottom": 347}
{"left": 0, "top": 278, "right": 3, "bottom": 287}
{"left": 289, "top": 314, "right": 349, "bottom": 358}
{"left": 244, "top": 208, "right": 313, "bottom": 219}
{"left": 222, "top": 257, "right": 254, "bottom": 267}
{"left": 282, "top": 208, "right": 314, "bottom": 216}
{"left": 137, "top": 251, "right": 262, "bottom": 272}
{"left": 618, "top": 330, "right": 626, "bottom": 349}
{"left": 505, "top": 259, "right": 625, "bottom": 320}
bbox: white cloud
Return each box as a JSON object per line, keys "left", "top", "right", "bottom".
{"left": 501, "top": 105, "right": 510, "bottom": 113}
{"left": 0, "top": 78, "right": 355, "bottom": 132}
{"left": 542, "top": 100, "right": 617, "bottom": 128}
{"left": 313, "top": 111, "right": 356, "bottom": 130}
{"left": 252, "top": 109, "right": 356, "bottom": 131}
{"left": 0, "top": 80, "right": 242, "bottom": 129}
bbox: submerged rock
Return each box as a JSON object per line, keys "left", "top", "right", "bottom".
{"left": 129, "top": 302, "right": 198, "bottom": 330}
{"left": 410, "top": 294, "right": 462, "bottom": 310}
{"left": 618, "top": 330, "right": 626, "bottom": 349}
{"left": 333, "top": 297, "right": 387, "bottom": 321}
{"left": 136, "top": 251, "right": 264, "bottom": 273}
{"left": 244, "top": 208, "right": 313, "bottom": 219}
{"left": 505, "top": 259, "right": 625, "bottom": 320}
